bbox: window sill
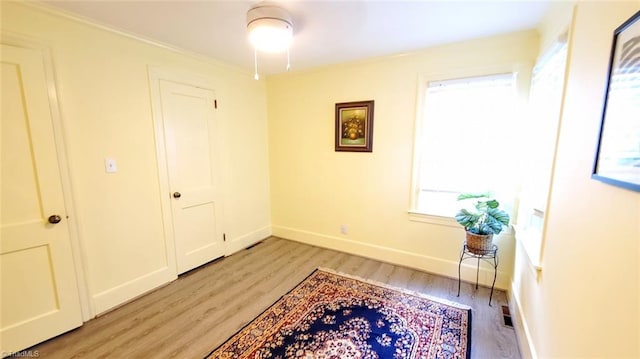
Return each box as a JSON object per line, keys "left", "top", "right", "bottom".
{"left": 408, "top": 211, "right": 460, "bottom": 228}
{"left": 513, "top": 225, "right": 543, "bottom": 274}
{"left": 409, "top": 211, "right": 517, "bottom": 237}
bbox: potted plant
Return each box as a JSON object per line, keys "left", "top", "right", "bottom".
{"left": 454, "top": 193, "right": 510, "bottom": 254}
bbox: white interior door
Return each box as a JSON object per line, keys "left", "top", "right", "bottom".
{"left": 1, "top": 44, "right": 82, "bottom": 355}
{"left": 160, "top": 80, "right": 225, "bottom": 274}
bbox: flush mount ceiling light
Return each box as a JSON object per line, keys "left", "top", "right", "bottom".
{"left": 247, "top": 4, "right": 293, "bottom": 79}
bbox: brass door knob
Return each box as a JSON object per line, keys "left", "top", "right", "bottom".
{"left": 48, "top": 215, "right": 62, "bottom": 224}
{"left": 173, "top": 192, "right": 182, "bottom": 199}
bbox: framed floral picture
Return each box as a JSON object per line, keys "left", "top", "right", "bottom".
{"left": 592, "top": 10, "right": 640, "bottom": 192}
{"left": 335, "top": 100, "right": 374, "bottom": 152}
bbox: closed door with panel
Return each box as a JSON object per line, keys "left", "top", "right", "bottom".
{"left": 1, "top": 44, "right": 82, "bottom": 354}
{"left": 159, "top": 80, "right": 225, "bottom": 274}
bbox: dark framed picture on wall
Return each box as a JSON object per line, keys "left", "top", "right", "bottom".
{"left": 592, "top": 10, "right": 640, "bottom": 192}
{"left": 335, "top": 100, "right": 374, "bottom": 152}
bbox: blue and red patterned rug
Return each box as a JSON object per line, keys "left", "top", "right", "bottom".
{"left": 206, "top": 269, "right": 471, "bottom": 359}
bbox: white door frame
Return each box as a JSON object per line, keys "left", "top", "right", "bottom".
{"left": 1, "top": 32, "right": 93, "bottom": 321}
{"left": 147, "top": 66, "right": 224, "bottom": 275}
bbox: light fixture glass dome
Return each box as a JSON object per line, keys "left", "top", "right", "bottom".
{"left": 247, "top": 5, "right": 293, "bottom": 53}
{"left": 247, "top": 4, "right": 293, "bottom": 79}
{"left": 248, "top": 18, "right": 293, "bottom": 53}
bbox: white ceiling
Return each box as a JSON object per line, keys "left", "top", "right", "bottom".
{"left": 42, "top": 0, "right": 550, "bottom": 75}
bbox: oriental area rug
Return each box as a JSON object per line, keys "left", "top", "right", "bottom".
{"left": 205, "top": 269, "right": 471, "bottom": 359}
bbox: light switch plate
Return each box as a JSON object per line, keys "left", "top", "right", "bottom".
{"left": 105, "top": 158, "right": 118, "bottom": 173}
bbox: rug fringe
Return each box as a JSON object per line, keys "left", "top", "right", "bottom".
{"left": 316, "top": 267, "right": 472, "bottom": 311}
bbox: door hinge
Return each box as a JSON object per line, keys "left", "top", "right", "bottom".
{"left": 214, "top": 99, "right": 218, "bottom": 109}
{"left": 223, "top": 233, "right": 226, "bottom": 242}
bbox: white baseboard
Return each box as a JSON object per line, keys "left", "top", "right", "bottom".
{"left": 90, "top": 226, "right": 271, "bottom": 316}
{"left": 272, "top": 225, "right": 510, "bottom": 290}
{"left": 91, "top": 266, "right": 176, "bottom": 315}
{"left": 509, "top": 285, "right": 538, "bottom": 359}
{"left": 225, "top": 225, "right": 272, "bottom": 255}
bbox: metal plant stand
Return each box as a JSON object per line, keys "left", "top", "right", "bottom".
{"left": 457, "top": 242, "right": 498, "bottom": 306}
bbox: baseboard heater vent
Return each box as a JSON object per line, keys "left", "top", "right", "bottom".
{"left": 502, "top": 305, "right": 513, "bottom": 328}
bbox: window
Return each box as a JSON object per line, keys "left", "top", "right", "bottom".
{"left": 411, "top": 73, "right": 520, "bottom": 219}
{"left": 515, "top": 41, "right": 568, "bottom": 265}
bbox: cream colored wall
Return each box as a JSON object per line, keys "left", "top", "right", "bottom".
{"left": 267, "top": 31, "right": 538, "bottom": 289}
{"left": 511, "top": 2, "right": 640, "bottom": 358}
{"left": 1, "top": 2, "right": 271, "bottom": 315}
{"left": 7, "top": 2, "right": 637, "bottom": 355}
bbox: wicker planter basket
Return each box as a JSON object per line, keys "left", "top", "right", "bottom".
{"left": 465, "top": 232, "right": 494, "bottom": 254}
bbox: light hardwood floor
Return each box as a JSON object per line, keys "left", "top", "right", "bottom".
{"left": 24, "top": 237, "right": 521, "bottom": 358}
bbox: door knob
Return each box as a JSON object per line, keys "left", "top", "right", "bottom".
{"left": 48, "top": 215, "right": 62, "bottom": 224}
{"left": 173, "top": 192, "right": 181, "bottom": 198}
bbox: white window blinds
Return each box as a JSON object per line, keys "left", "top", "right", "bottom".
{"left": 413, "top": 73, "right": 518, "bottom": 217}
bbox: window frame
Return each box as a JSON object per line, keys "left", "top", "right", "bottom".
{"left": 409, "top": 64, "right": 532, "bottom": 228}
{"left": 514, "top": 39, "right": 569, "bottom": 273}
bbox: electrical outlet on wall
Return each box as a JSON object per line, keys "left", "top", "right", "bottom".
{"left": 340, "top": 224, "right": 348, "bottom": 235}
{"left": 105, "top": 158, "right": 118, "bottom": 173}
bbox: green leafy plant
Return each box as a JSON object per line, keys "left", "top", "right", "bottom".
{"left": 454, "top": 193, "right": 510, "bottom": 235}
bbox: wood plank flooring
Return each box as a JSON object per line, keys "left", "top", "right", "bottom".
{"left": 24, "top": 237, "right": 521, "bottom": 358}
